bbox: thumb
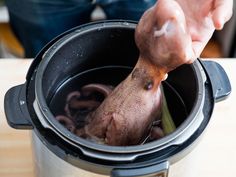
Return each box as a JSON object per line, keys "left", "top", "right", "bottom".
{"left": 212, "top": 0, "right": 233, "bottom": 30}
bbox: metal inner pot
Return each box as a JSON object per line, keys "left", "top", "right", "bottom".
{"left": 33, "top": 21, "right": 207, "bottom": 156}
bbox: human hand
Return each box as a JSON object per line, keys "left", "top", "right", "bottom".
{"left": 176, "top": 0, "right": 233, "bottom": 58}
{"left": 135, "top": 0, "right": 233, "bottom": 72}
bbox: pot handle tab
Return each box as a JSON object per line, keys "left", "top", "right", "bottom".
{"left": 201, "top": 60, "right": 231, "bottom": 102}
{"left": 111, "top": 161, "right": 169, "bottom": 177}
{"left": 4, "top": 84, "right": 33, "bottom": 129}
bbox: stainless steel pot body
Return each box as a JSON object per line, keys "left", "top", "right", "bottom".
{"left": 31, "top": 132, "right": 107, "bottom": 177}
{"left": 30, "top": 125, "right": 203, "bottom": 177}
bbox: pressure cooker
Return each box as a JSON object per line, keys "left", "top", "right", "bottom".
{"left": 4, "top": 21, "right": 231, "bottom": 177}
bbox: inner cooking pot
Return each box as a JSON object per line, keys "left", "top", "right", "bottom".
{"left": 34, "top": 21, "right": 204, "bottom": 153}
{"left": 4, "top": 20, "right": 231, "bottom": 176}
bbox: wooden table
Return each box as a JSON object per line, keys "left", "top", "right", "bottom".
{"left": 0, "top": 59, "right": 235, "bottom": 177}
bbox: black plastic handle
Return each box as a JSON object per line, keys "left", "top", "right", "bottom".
{"left": 111, "top": 161, "right": 169, "bottom": 177}
{"left": 4, "top": 84, "right": 33, "bottom": 129}
{"left": 201, "top": 60, "right": 231, "bottom": 102}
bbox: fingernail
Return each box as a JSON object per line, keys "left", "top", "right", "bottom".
{"left": 215, "top": 18, "right": 224, "bottom": 30}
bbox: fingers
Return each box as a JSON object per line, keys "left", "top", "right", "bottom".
{"left": 212, "top": 0, "right": 233, "bottom": 30}
{"left": 191, "top": 30, "right": 214, "bottom": 59}
{"left": 192, "top": 41, "right": 205, "bottom": 59}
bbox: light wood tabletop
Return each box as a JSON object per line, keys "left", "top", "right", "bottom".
{"left": 0, "top": 59, "right": 235, "bottom": 177}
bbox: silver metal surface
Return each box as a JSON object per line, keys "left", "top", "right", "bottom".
{"left": 31, "top": 132, "right": 107, "bottom": 177}
{"left": 31, "top": 131, "right": 173, "bottom": 177}
{"left": 111, "top": 161, "right": 169, "bottom": 177}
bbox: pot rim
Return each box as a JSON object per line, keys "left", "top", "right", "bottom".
{"left": 33, "top": 20, "right": 207, "bottom": 156}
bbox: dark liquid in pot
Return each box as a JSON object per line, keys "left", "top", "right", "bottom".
{"left": 49, "top": 67, "right": 188, "bottom": 144}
